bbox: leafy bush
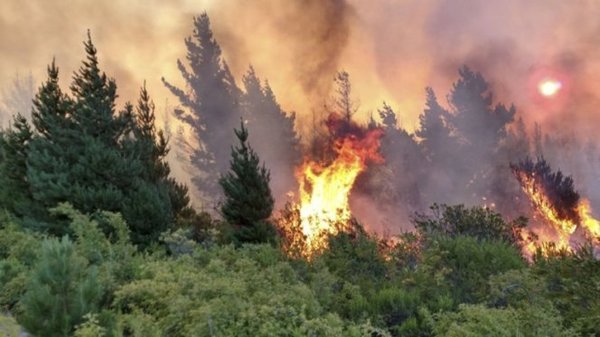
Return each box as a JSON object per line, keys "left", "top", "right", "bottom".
{"left": 414, "top": 235, "right": 525, "bottom": 307}
{"left": 113, "top": 244, "right": 382, "bottom": 336}
{"left": 414, "top": 204, "right": 527, "bottom": 248}
{"left": 432, "top": 304, "right": 578, "bottom": 337}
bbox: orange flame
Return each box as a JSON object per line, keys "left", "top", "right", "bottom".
{"left": 577, "top": 199, "right": 600, "bottom": 239}
{"left": 295, "top": 125, "right": 383, "bottom": 255}
{"left": 516, "top": 172, "right": 600, "bottom": 255}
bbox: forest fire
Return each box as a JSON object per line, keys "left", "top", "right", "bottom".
{"left": 512, "top": 158, "right": 600, "bottom": 254}
{"left": 289, "top": 114, "right": 383, "bottom": 256}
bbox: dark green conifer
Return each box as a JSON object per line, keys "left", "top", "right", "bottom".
{"left": 0, "top": 114, "right": 34, "bottom": 217}
{"left": 26, "top": 33, "right": 187, "bottom": 246}
{"left": 129, "top": 84, "right": 192, "bottom": 226}
{"left": 219, "top": 120, "right": 275, "bottom": 244}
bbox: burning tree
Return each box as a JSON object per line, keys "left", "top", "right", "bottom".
{"left": 511, "top": 157, "right": 600, "bottom": 252}
{"left": 512, "top": 157, "right": 580, "bottom": 227}
{"left": 278, "top": 113, "right": 384, "bottom": 257}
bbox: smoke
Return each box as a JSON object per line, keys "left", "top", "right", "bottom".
{"left": 3, "top": 1, "right": 600, "bottom": 131}
{"left": 0, "top": 73, "right": 34, "bottom": 127}
{"left": 210, "top": 0, "right": 354, "bottom": 132}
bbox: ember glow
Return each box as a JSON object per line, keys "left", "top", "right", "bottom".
{"left": 295, "top": 114, "right": 383, "bottom": 255}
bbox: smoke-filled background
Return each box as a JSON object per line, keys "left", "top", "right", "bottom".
{"left": 2, "top": 0, "right": 600, "bottom": 233}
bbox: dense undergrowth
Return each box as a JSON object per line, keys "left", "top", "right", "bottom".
{"left": 1, "top": 203, "right": 598, "bottom": 337}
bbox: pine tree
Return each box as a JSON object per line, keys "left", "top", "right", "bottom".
{"left": 162, "top": 13, "right": 241, "bottom": 203}
{"left": 416, "top": 87, "right": 461, "bottom": 205}
{"left": 447, "top": 66, "right": 515, "bottom": 155}
{"left": 241, "top": 67, "right": 300, "bottom": 205}
{"left": 133, "top": 84, "right": 169, "bottom": 181}
{"left": 416, "top": 87, "right": 454, "bottom": 164}
{"left": 377, "top": 103, "right": 423, "bottom": 207}
{"left": 27, "top": 33, "right": 183, "bottom": 245}
{"left": 26, "top": 60, "right": 76, "bottom": 232}
{"left": 355, "top": 103, "right": 423, "bottom": 216}
{"left": 130, "top": 84, "right": 192, "bottom": 223}
{"left": 28, "top": 34, "right": 141, "bottom": 235}
{"left": 19, "top": 236, "right": 101, "bottom": 337}
{"left": 0, "top": 114, "right": 35, "bottom": 217}
{"left": 219, "top": 120, "right": 275, "bottom": 244}
{"left": 447, "top": 66, "right": 516, "bottom": 205}
{"left": 333, "top": 71, "right": 356, "bottom": 122}
{"left": 492, "top": 117, "right": 531, "bottom": 216}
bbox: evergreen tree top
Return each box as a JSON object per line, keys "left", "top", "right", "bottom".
{"left": 70, "top": 31, "right": 120, "bottom": 142}
{"left": 378, "top": 102, "right": 398, "bottom": 130}
{"left": 135, "top": 82, "right": 157, "bottom": 140}
{"left": 71, "top": 31, "right": 117, "bottom": 104}
{"left": 416, "top": 87, "right": 448, "bottom": 139}
{"left": 31, "top": 59, "right": 71, "bottom": 138}
{"left": 189, "top": 13, "right": 222, "bottom": 65}
{"left": 219, "top": 119, "right": 274, "bottom": 230}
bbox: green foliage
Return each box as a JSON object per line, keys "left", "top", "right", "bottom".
{"left": 414, "top": 203, "right": 527, "bottom": 248}
{"left": 50, "top": 203, "right": 141, "bottom": 303}
{"left": 19, "top": 236, "right": 101, "bottom": 337}
{"left": 74, "top": 314, "right": 106, "bottom": 337}
{"left": 23, "top": 34, "right": 187, "bottom": 246}
{"left": 317, "top": 222, "right": 388, "bottom": 290}
{"left": 487, "top": 269, "right": 553, "bottom": 309}
{"left": 219, "top": 120, "right": 276, "bottom": 245}
{"left": 416, "top": 235, "right": 525, "bottom": 306}
{"left": 0, "top": 204, "right": 141, "bottom": 336}
{"left": 0, "top": 114, "right": 37, "bottom": 219}
{"left": 432, "top": 304, "right": 578, "bottom": 337}
{"left": 0, "top": 219, "right": 43, "bottom": 310}
{"left": 532, "top": 244, "right": 600, "bottom": 336}
{"left": 113, "top": 244, "right": 377, "bottom": 336}
{"left": 0, "top": 314, "right": 21, "bottom": 337}
{"left": 0, "top": 201, "right": 595, "bottom": 337}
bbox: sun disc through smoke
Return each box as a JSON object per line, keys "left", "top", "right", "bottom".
{"left": 538, "top": 79, "right": 562, "bottom": 97}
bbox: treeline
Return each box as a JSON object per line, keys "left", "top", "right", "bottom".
{"left": 159, "top": 12, "right": 600, "bottom": 228}
{"left": 0, "top": 34, "right": 192, "bottom": 247}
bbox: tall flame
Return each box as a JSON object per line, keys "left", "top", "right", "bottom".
{"left": 295, "top": 116, "right": 383, "bottom": 255}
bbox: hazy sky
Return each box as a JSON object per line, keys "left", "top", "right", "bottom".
{"left": 2, "top": 0, "right": 600, "bottom": 136}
